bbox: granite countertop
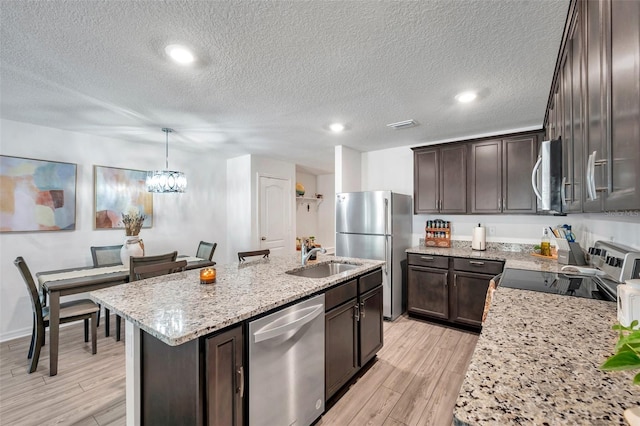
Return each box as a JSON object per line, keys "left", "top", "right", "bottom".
{"left": 454, "top": 287, "right": 638, "bottom": 425}
{"left": 406, "top": 244, "right": 564, "bottom": 273}
{"left": 90, "top": 254, "right": 384, "bottom": 346}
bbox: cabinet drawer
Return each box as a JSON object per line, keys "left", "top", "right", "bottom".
{"left": 359, "top": 269, "right": 383, "bottom": 294}
{"left": 325, "top": 279, "right": 357, "bottom": 311}
{"left": 453, "top": 258, "right": 504, "bottom": 275}
{"left": 407, "top": 253, "right": 449, "bottom": 269}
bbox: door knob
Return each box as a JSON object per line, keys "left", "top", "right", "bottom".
{"left": 261, "top": 237, "right": 266, "bottom": 241}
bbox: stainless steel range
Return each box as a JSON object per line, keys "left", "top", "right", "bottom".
{"left": 499, "top": 240, "right": 640, "bottom": 301}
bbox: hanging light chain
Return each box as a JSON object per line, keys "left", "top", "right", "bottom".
{"left": 162, "top": 127, "right": 173, "bottom": 170}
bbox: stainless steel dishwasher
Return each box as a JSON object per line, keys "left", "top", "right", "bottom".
{"left": 249, "top": 294, "right": 325, "bottom": 426}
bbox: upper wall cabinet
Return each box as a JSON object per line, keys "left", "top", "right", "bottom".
{"left": 469, "top": 134, "right": 540, "bottom": 214}
{"left": 545, "top": 0, "right": 640, "bottom": 212}
{"left": 413, "top": 144, "right": 467, "bottom": 214}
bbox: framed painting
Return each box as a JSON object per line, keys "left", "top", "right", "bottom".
{"left": 94, "top": 166, "right": 153, "bottom": 230}
{"left": 0, "top": 155, "right": 77, "bottom": 232}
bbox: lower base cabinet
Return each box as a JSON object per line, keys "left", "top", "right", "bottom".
{"left": 407, "top": 254, "right": 503, "bottom": 328}
{"left": 206, "top": 325, "right": 244, "bottom": 426}
{"left": 325, "top": 269, "right": 383, "bottom": 401}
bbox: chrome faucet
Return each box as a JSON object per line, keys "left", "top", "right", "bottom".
{"left": 301, "top": 239, "right": 326, "bottom": 265}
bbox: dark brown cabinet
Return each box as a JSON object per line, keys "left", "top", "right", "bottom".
{"left": 451, "top": 271, "right": 494, "bottom": 328}
{"left": 407, "top": 264, "right": 449, "bottom": 319}
{"left": 469, "top": 135, "right": 539, "bottom": 214}
{"left": 545, "top": 0, "right": 640, "bottom": 212}
{"left": 407, "top": 254, "right": 503, "bottom": 328}
{"left": 359, "top": 285, "right": 383, "bottom": 365}
{"left": 324, "top": 268, "right": 383, "bottom": 401}
{"left": 206, "top": 325, "right": 244, "bottom": 426}
{"left": 607, "top": 0, "right": 640, "bottom": 210}
{"left": 413, "top": 144, "right": 467, "bottom": 214}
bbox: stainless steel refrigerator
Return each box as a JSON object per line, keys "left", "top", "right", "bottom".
{"left": 335, "top": 191, "right": 412, "bottom": 320}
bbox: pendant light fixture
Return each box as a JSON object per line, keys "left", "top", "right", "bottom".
{"left": 146, "top": 127, "right": 187, "bottom": 193}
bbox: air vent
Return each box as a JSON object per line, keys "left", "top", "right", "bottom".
{"left": 386, "top": 119, "right": 418, "bottom": 130}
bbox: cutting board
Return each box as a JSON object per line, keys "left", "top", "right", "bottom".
{"left": 531, "top": 252, "right": 558, "bottom": 260}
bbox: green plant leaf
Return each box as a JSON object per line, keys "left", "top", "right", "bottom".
{"left": 635, "top": 372, "right": 640, "bottom": 386}
{"left": 601, "top": 351, "right": 640, "bottom": 371}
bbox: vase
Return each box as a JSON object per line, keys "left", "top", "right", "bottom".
{"left": 120, "top": 236, "right": 145, "bottom": 266}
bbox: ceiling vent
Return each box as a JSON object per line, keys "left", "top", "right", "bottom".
{"left": 386, "top": 119, "right": 418, "bottom": 130}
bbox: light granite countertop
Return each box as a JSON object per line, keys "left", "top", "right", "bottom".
{"left": 406, "top": 245, "right": 564, "bottom": 273}
{"left": 90, "top": 254, "right": 384, "bottom": 346}
{"left": 453, "top": 287, "right": 638, "bottom": 425}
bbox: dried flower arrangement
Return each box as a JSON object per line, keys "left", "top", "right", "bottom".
{"left": 121, "top": 210, "right": 146, "bottom": 236}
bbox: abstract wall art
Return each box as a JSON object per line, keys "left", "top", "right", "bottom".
{"left": 94, "top": 165, "right": 153, "bottom": 230}
{"left": 0, "top": 155, "right": 77, "bottom": 232}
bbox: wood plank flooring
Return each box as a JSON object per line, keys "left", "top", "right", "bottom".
{"left": 0, "top": 315, "right": 477, "bottom": 426}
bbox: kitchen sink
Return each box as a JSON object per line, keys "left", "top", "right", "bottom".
{"left": 286, "top": 262, "right": 361, "bottom": 278}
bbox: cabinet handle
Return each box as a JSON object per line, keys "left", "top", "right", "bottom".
{"left": 237, "top": 366, "right": 244, "bottom": 398}
{"left": 420, "top": 256, "right": 435, "bottom": 261}
{"left": 469, "top": 261, "right": 485, "bottom": 266}
{"left": 354, "top": 304, "right": 360, "bottom": 322}
{"left": 360, "top": 301, "right": 366, "bottom": 319}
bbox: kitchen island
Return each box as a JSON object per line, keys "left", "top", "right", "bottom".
{"left": 90, "top": 254, "right": 385, "bottom": 426}
{"left": 453, "top": 286, "right": 637, "bottom": 425}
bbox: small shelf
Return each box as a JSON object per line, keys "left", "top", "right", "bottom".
{"left": 296, "top": 196, "right": 323, "bottom": 211}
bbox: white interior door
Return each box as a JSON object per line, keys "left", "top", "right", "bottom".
{"left": 259, "top": 176, "right": 291, "bottom": 256}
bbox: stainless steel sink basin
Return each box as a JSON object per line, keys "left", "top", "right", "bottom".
{"left": 286, "top": 262, "right": 361, "bottom": 278}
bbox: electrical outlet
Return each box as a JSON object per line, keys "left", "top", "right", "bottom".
{"left": 489, "top": 226, "right": 496, "bottom": 236}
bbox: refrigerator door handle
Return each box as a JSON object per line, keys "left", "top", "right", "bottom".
{"left": 384, "top": 235, "right": 390, "bottom": 276}
{"left": 384, "top": 198, "right": 389, "bottom": 235}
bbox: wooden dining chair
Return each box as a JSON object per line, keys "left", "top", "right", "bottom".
{"left": 90, "top": 245, "right": 123, "bottom": 267}
{"left": 113, "top": 251, "right": 179, "bottom": 341}
{"left": 89, "top": 244, "right": 123, "bottom": 329}
{"left": 237, "top": 249, "right": 270, "bottom": 262}
{"left": 196, "top": 241, "right": 218, "bottom": 261}
{"left": 133, "top": 260, "right": 187, "bottom": 281}
{"left": 14, "top": 257, "right": 99, "bottom": 374}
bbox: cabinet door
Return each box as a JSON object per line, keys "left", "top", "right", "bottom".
{"left": 359, "top": 285, "right": 383, "bottom": 366}
{"left": 206, "top": 325, "right": 243, "bottom": 426}
{"left": 584, "top": 0, "right": 608, "bottom": 212}
{"left": 325, "top": 300, "right": 358, "bottom": 400}
{"left": 606, "top": 0, "right": 640, "bottom": 210}
{"left": 469, "top": 140, "right": 502, "bottom": 213}
{"left": 451, "top": 271, "right": 492, "bottom": 328}
{"left": 440, "top": 145, "right": 467, "bottom": 213}
{"left": 570, "top": 9, "right": 585, "bottom": 213}
{"left": 407, "top": 265, "right": 448, "bottom": 320}
{"left": 560, "top": 41, "right": 574, "bottom": 211}
{"left": 414, "top": 148, "right": 439, "bottom": 213}
{"left": 502, "top": 136, "right": 538, "bottom": 213}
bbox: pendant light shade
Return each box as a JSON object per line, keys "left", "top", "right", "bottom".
{"left": 146, "top": 128, "right": 187, "bottom": 193}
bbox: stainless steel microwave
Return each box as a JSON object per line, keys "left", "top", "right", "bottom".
{"left": 532, "top": 138, "right": 564, "bottom": 214}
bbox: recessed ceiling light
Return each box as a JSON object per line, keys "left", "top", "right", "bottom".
{"left": 165, "top": 44, "right": 195, "bottom": 65}
{"left": 329, "top": 123, "right": 345, "bottom": 133}
{"left": 455, "top": 91, "right": 477, "bottom": 103}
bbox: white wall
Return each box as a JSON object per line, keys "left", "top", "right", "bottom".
{"left": 316, "top": 173, "right": 335, "bottom": 250}
{"left": 335, "top": 145, "right": 361, "bottom": 193}
{"left": 226, "top": 155, "right": 252, "bottom": 261}
{"left": 361, "top": 145, "right": 640, "bottom": 249}
{"left": 295, "top": 171, "right": 318, "bottom": 240}
{"left": 0, "top": 119, "right": 228, "bottom": 341}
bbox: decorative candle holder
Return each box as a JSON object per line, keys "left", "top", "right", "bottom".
{"left": 200, "top": 268, "right": 216, "bottom": 284}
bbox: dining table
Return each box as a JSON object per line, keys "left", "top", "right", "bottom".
{"left": 36, "top": 256, "right": 215, "bottom": 376}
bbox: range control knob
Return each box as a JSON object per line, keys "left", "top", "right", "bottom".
{"left": 615, "top": 258, "right": 623, "bottom": 268}
{"left": 606, "top": 256, "right": 613, "bottom": 265}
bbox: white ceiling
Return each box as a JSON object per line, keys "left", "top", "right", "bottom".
{"left": 0, "top": 1, "right": 568, "bottom": 174}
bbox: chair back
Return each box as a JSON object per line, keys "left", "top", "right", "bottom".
{"left": 14, "top": 257, "right": 45, "bottom": 328}
{"left": 133, "top": 260, "right": 188, "bottom": 281}
{"left": 238, "top": 249, "right": 270, "bottom": 262}
{"left": 129, "top": 251, "right": 178, "bottom": 279}
{"left": 90, "top": 245, "right": 123, "bottom": 267}
{"left": 196, "top": 241, "right": 217, "bottom": 261}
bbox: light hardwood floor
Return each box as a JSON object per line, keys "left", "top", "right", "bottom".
{"left": 0, "top": 315, "right": 477, "bottom": 426}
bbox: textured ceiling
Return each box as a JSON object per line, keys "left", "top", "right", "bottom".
{"left": 0, "top": 1, "right": 568, "bottom": 174}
